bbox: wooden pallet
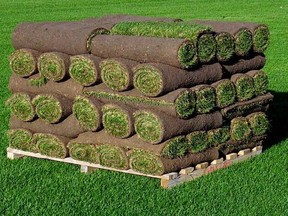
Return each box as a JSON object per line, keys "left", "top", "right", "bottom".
{"left": 7, "top": 146, "right": 262, "bottom": 188}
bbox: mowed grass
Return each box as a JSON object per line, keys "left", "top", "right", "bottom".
{"left": 0, "top": 0, "right": 288, "bottom": 215}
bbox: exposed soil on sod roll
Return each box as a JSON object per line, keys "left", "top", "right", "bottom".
{"left": 133, "top": 62, "right": 223, "bottom": 97}
{"left": 69, "top": 54, "right": 102, "bottom": 86}
{"left": 231, "top": 73, "right": 255, "bottom": 101}
{"left": 221, "top": 54, "right": 266, "bottom": 75}
{"left": 32, "top": 94, "right": 73, "bottom": 124}
{"left": 191, "top": 84, "right": 216, "bottom": 114}
{"left": 102, "top": 103, "right": 136, "bottom": 138}
{"left": 91, "top": 35, "right": 197, "bottom": 69}
{"left": 84, "top": 84, "right": 196, "bottom": 119}
{"left": 10, "top": 115, "right": 85, "bottom": 138}
{"left": 221, "top": 93, "right": 273, "bottom": 119}
{"left": 7, "top": 129, "right": 36, "bottom": 152}
{"left": 246, "top": 70, "right": 269, "bottom": 96}
{"left": 100, "top": 58, "right": 138, "bottom": 91}
{"left": 12, "top": 21, "right": 114, "bottom": 55}
{"left": 192, "top": 20, "right": 253, "bottom": 56}
{"left": 6, "top": 92, "right": 35, "bottom": 122}
{"left": 134, "top": 109, "right": 223, "bottom": 144}
{"left": 9, "top": 75, "right": 83, "bottom": 100}
{"left": 212, "top": 79, "right": 236, "bottom": 108}
{"left": 9, "top": 49, "right": 40, "bottom": 77}
{"left": 33, "top": 133, "right": 69, "bottom": 158}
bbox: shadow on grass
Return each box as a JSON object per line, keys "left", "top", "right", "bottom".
{"left": 265, "top": 90, "right": 288, "bottom": 148}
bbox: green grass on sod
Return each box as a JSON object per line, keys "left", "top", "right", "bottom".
{"left": 0, "top": 0, "right": 287, "bottom": 215}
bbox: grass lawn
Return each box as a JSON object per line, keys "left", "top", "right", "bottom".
{"left": 0, "top": 0, "right": 288, "bottom": 215}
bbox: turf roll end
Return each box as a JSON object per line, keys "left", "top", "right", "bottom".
{"left": 33, "top": 133, "right": 68, "bottom": 158}
{"left": 175, "top": 89, "right": 196, "bottom": 119}
{"left": 215, "top": 32, "right": 235, "bottom": 62}
{"left": 208, "top": 127, "right": 230, "bottom": 146}
{"left": 102, "top": 104, "right": 134, "bottom": 138}
{"left": 134, "top": 110, "right": 163, "bottom": 144}
{"left": 72, "top": 96, "right": 102, "bottom": 131}
{"left": 193, "top": 85, "right": 216, "bottom": 113}
{"left": 9, "top": 49, "right": 39, "bottom": 77}
{"left": 230, "top": 117, "right": 251, "bottom": 141}
{"left": 232, "top": 74, "right": 255, "bottom": 101}
{"left": 68, "top": 142, "right": 99, "bottom": 163}
{"left": 213, "top": 79, "right": 236, "bottom": 108}
{"left": 98, "top": 145, "right": 129, "bottom": 170}
{"left": 247, "top": 112, "right": 269, "bottom": 136}
{"left": 248, "top": 70, "right": 268, "bottom": 96}
{"left": 253, "top": 25, "right": 269, "bottom": 53}
{"left": 178, "top": 40, "right": 198, "bottom": 69}
{"left": 234, "top": 28, "right": 253, "bottom": 56}
{"left": 129, "top": 149, "right": 164, "bottom": 175}
{"left": 69, "top": 55, "right": 99, "bottom": 86}
{"left": 161, "top": 136, "right": 189, "bottom": 159}
{"left": 197, "top": 34, "right": 217, "bottom": 63}
{"left": 187, "top": 131, "right": 209, "bottom": 153}
{"left": 7, "top": 129, "right": 36, "bottom": 152}
{"left": 6, "top": 93, "right": 35, "bottom": 121}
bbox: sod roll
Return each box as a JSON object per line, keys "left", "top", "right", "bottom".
{"left": 134, "top": 110, "right": 223, "bottom": 144}
{"left": 102, "top": 103, "right": 135, "bottom": 138}
{"left": 6, "top": 92, "right": 35, "bottom": 122}
{"left": 212, "top": 79, "right": 236, "bottom": 108}
{"left": 100, "top": 58, "right": 138, "bottom": 91}
{"left": 12, "top": 21, "right": 113, "bottom": 55}
{"left": 186, "top": 131, "right": 209, "bottom": 153}
{"left": 33, "top": 133, "right": 69, "bottom": 158}
{"left": 247, "top": 112, "right": 269, "bottom": 136}
{"left": 213, "top": 32, "right": 235, "bottom": 62}
{"left": 221, "top": 93, "right": 273, "bottom": 120}
{"left": 249, "top": 24, "right": 269, "bottom": 53}
{"left": 69, "top": 54, "right": 102, "bottom": 86}
{"left": 68, "top": 143, "right": 99, "bottom": 164}
{"left": 38, "top": 52, "right": 70, "bottom": 82}
{"left": 84, "top": 84, "right": 196, "bottom": 119}
{"left": 247, "top": 70, "right": 269, "bottom": 96}
{"left": 192, "top": 20, "right": 253, "bottom": 56}
{"left": 32, "top": 94, "right": 72, "bottom": 124}
{"left": 10, "top": 115, "right": 85, "bottom": 138}
{"left": 7, "top": 129, "right": 36, "bottom": 152}
{"left": 9, "top": 74, "right": 83, "bottom": 100}
{"left": 111, "top": 21, "right": 216, "bottom": 64}
{"left": 72, "top": 96, "right": 102, "bottom": 131}
{"left": 230, "top": 117, "right": 252, "bottom": 141}
{"left": 191, "top": 85, "right": 216, "bottom": 114}
{"left": 9, "top": 49, "right": 40, "bottom": 77}
{"left": 91, "top": 35, "right": 197, "bottom": 69}
{"left": 231, "top": 73, "right": 255, "bottom": 101}
{"left": 207, "top": 127, "right": 230, "bottom": 147}
{"left": 133, "top": 62, "right": 223, "bottom": 97}
{"left": 222, "top": 54, "right": 266, "bottom": 75}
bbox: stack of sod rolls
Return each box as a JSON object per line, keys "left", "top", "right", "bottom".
{"left": 6, "top": 15, "right": 273, "bottom": 176}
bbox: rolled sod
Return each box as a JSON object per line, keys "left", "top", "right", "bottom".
{"left": 69, "top": 54, "right": 102, "bottom": 86}
{"left": 251, "top": 24, "right": 269, "bottom": 53}
{"left": 191, "top": 85, "right": 216, "bottom": 114}
{"left": 100, "top": 58, "right": 138, "bottom": 91}
{"left": 111, "top": 21, "right": 216, "bottom": 63}
{"left": 102, "top": 103, "right": 135, "bottom": 138}
{"left": 134, "top": 110, "right": 223, "bottom": 144}
{"left": 247, "top": 112, "right": 270, "bottom": 136}
{"left": 133, "top": 62, "right": 223, "bottom": 97}
{"left": 9, "top": 74, "right": 83, "bottom": 100}
{"left": 7, "top": 129, "right": 36, "bottom": 152}
{"left": 221, "top": 54, "right": 266, "bottom": 75}
{"left": 221, "top": 93, "right": 274, "bottom": 120}
{"left": 186, "top": 131, "right": 209, "bottom": 153}
{"left": 208, "top": 127, "right": 230, "bottom": 147}
{"left": 231, "top": 73, "right": 255, "bottom": 101}
{"left": 97, "top": 145, "right": 129, "bottom": 170}
{"left": 10, "top": 115, "right": 85, "bottom": 138}
{"left": 9, "top": 49, "right": 40, "bottom": 77}
{"left": 192, "top": 20, "right": 253, "bottom": 57}
{"left": 6, "top": 93, "right": 35, "bottom": 122}
{"left": 212, "top": 79, "right": 236, "bottom": 108}
{"left": 33, "top": 133, "right": 69, "bottom": 158}
{"left": 68, "top": 143, "right": 99, "bottom": 164}
{"left": 12, "top": 21, "right": 113, "bottom": 55}
{"left": 29, "top": 74, "right": 48, "bottom": 87}
{"left": 38, "top": 52, "right": 70, "bottom": 82}
{"left": 84, "top": 84, "right": 196, "bottom": 119}
{"left": 32, "top": 94, "right": 72, "bottom": 124}
{"left": 230, "top": 117, "right": 252, "bottom": 141}
{"left": 91, "top": 35, "right": 197, "bottom": 69}
{"left": 214, "top": 32, "right": 235, "bottom": 62}
{"left": 72, "top": 96, "right": 102, "bottom": 131}
{"left": 161, "top": 136, "right": 190, "bottom": 159}
{"left": 247, "top": 70, "right": 269, "bottom": 96}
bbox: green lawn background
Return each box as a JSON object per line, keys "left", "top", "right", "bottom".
{"left": 0, "top": 0, "right": 287, "bottom": 215}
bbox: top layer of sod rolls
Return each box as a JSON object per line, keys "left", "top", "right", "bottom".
{"left": 111, "top": 21, "right": 216, "bottom": 65}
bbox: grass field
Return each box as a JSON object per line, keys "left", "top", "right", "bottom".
{"left": 1, "top": 0, "right": 288, "bottom": 215}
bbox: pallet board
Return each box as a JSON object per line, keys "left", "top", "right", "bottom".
{"left": 6, "top": 146, "right": 262, "bottom": 188}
